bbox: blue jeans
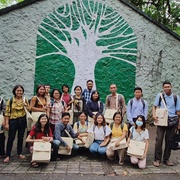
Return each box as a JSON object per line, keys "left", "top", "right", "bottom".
{"left": 89, "top": 140, "right": 107, "bottom": 155}
{"left": 6, "top": 116, "right": 26, "bottom": 156}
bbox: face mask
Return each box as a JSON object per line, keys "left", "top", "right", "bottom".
{"left": 136, "top": 120, "right": 143, "bottom": 127}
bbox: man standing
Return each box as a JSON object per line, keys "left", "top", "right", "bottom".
{"left": 45, "top": 84, "right": 51, "bottom": 105}
{"left": 127, "top": 87, "right": 148, "bottom": 128}
{"left": 105, "top": 84, "right": 126, "bottom": 116}
{"left": 53, "top": 112, "right": 79, "bottom": 160}
{"left": 152, "top": 81, "right": 180, "bottom": 167}
{"left": 82, "top": 80, "right": 94, "bottom": 103}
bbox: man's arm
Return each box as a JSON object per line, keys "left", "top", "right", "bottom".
{"left": 126, "top": 100, "right": 134, "bottom": 125}
{"left": 54, "top": 123, "right": 67, "bottom": 146}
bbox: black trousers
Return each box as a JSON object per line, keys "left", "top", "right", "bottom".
{"left": 6, "top": 116, "right": 26, "bottom": 157}
{"left": 154, "top": 126, "right": 176, "bottom": 162}
{"left": 0, "top": 132, "right": 5, "bottom": 156}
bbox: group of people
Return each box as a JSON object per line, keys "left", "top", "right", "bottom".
{"left": 0, "top": 80, "right": 179, "bottom": 169}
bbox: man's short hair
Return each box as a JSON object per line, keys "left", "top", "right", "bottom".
{"left": 134, "top": 87, "right": 142, "bottom": 92}
{"left": 62, "top": 112, "right": 70, "bottom": 119}
{"left": 87, "top": 80, "right": 93, "bottom": 84}
{"left": 162, "top": 80, "right": 171, "bottom": 87}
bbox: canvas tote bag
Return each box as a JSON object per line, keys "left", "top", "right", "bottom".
{"left": 127, "top": 129, "right": 146, "bottom": 158}
{"left": 31, "top": 96, "right": 46, "bottom": 128}
{"left": 32, "top": 142, "right": 51, "bottom": 163}
{"left": 110, "top": 138, "right": 127, "bottom": 150}
{"left": 155, "top": 93, "right": 168, "bottom": 126}
{"left": 84, "top": 132, "right": 95, "bottom": 148}
{"left": 23, "top": 97, "right": 33, "bottom": 131}
{"left": 58, "top": 129, "right": 73, "bottom": 155}
{"left": 104, "top": 94, "right": 119, "bottom": 124}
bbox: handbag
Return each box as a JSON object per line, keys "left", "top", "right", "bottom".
{"left": 32, "top": 142, "right": 51, "bottom": 163}
{"left": 127, "top": 140, "right": 146, "bottom": 159}
{"left": 84, "top": 132, "right": 95, "bottom": 148}
{"left": 170, "top": 130, "right": 180, "bottom": 150}
{"left": 68, "top": 97, "right": 74, "bottom": 125}
{"left": 0, "top": 114, "right": 4, "bottom": 133}
{"left": 75, "top": 137, "right": 87, "bottom": 147}
{"left": 88, "top": 112, "right": 97, "bottom": 126}
{"left": 23, "top": 97, "right": 34, "bottom": 131}
{"left": 58, "top": 129, "right": 73, "bottom": 155}
{"left": 104, "top": 94, "right": 119, "bottom": 124}
{"left": 168, "top": 116, "right": 178, "bottom": 127}
{"left": 110, "top": 138, "right": 127, "bottom": 150}
{"left": 155, "top": 93, "right": 168, "bottom": 126}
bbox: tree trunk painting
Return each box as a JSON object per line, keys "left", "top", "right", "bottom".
{"left": 35, "top": 0, "right": 137, "bottom": 102}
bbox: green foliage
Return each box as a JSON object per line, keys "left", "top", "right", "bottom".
{"left": 128, "top": 0, "right": 180, "bottom": 36}
{"left": 0, "top": 0, "right": 24, "bottom": 9}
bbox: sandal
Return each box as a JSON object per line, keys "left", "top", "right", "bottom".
{"left": 4, "top": 156, "right": 10, "bottom": 163}
{"left": 31, "top": 161, "right": 39, "bottom": 168}
{"left": 17, "top": 154, "right": 26, "bottom": 159}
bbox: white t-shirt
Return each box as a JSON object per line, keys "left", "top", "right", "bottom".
{"left": 130, "top": 126, "right": 149, "bottom": 141}
{"left": 87, "top": 125, "right": 111, "bottom": 140}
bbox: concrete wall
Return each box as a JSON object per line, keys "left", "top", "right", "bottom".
{"left": 0, "top": 0, "right": 179, "bottom": 111}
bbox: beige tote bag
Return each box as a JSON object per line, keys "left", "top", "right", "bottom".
{"left": 155, "top": 93, "right": 168, "bottom": 126}
{"left": 32, "top": 142, "right": 51, "bottom": 163}
{"left": 110, "top": 138, "right": 127, "bottom": 150}
{"left": 127, "top": 140, "right": 146, "bottom": 159}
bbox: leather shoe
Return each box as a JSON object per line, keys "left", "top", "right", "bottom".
{"left": 153, "top": 161, "right": 160, "bottom": 167}
{"left": 163, "top": 160, "right": 174, "bottom": 166}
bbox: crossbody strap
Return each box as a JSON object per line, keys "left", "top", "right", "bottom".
{"left": 160, "top": 93, "right": 168, "bottom": 110}
{"left": 65, "top": 129, "right": 72, "bottom": 138}
{"left": 36, "top": 96, "right": 45, "bottom": 107}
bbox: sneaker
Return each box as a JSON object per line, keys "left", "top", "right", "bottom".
{"left": 153, "top": 161, "right": 160, "bottom": 167}
{"left": 163, "top": 160, "right": 174, "bottom": 166}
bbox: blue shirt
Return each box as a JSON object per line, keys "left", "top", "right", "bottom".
{"left": 127, "top": 98, "right": 148, "bottom": 125}
{"left": 54, "top": 122, "right": 77, "bottom": 146}
{"left": 82, "top": 89, "right": 94, "bottom": 102}
{"left": 154, "top": 93, "right": 180, "bottom": 117}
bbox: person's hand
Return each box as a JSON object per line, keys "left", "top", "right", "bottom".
{"left": 177, "top": 124, "right": 180, "bottom": 130}
{"left": 100, "top": 141, "right": 106, "bottom": 147}
{"left": 66, "top": 145, "right": 71, "bottom": 152}
{"left": 141, "top": 153, "right": 146, "bottom": 159}
{"left": 4, "top": 124, "right": 9, "bottom": 131}
{"left": 66, "top": 106, "right": 71, "bottom": 111}
{"left": 153, "top": 116, "right": 158, "bottom": 123}
{"left": 115, "top": 141, "right": 120, "bottom": 147}
{"left": 23, "top": 102, "right": 28, "bottom": 106}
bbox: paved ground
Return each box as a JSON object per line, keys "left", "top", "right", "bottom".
{"left": 0, "top": 125, "right": 180, "bottom": 178}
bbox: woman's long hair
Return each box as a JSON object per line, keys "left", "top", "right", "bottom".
{"left": 35, "top": 114, "right": 50, "bottom": 136}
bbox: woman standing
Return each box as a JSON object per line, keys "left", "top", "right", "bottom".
{"left": 49, "top": 89, "right": 67, "bottom": 134}
{"left": 87, "top": 113, "right": 111, "bottom": 157}
{"left": 86, "top": 91, "right": 104, "bottom": 125}
{"left": 30, "top": 85, "right": 49, "bottom": 127}
{"left": 72, "top": 86, "right": 86, "bottom": 124}
{"left": 127, "top": 115, "right": 149, "bottom": 169}
{"left": 4, "top": 85, "right": 30, "bottom": 163}
{"left": 26, "top": 114, "right": 53, "bottom": 168}
{"left": 61, "top": 84, "right": 72, "bottom": 108}
{"left": 106, "top": 112, "right": 128, "bottom": 165}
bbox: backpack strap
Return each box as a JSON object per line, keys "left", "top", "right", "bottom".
{"left": 130, "top": 98, "right": 145, "bottom": 111}
{"left": 110, "top": 122, "right": 114, "bottom": 130}
{"left": 77, "top": 121, "right": 80, "bottom": 130}
{"left": 158, "top": 93, "right": 177, "bottom": 107}
{"left": 9, "top": 98, "right": 13, "bottom": 115}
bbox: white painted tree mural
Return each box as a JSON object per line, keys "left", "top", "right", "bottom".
{"left": 35, "top": 0, "right": 137, "bottom": 100}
